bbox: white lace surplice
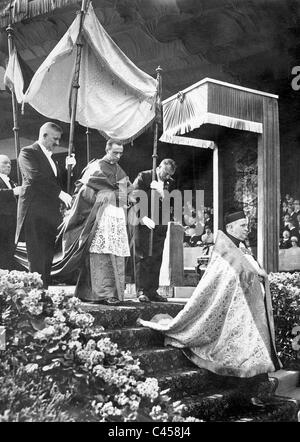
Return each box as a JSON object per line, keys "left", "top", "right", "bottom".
{"left": 89, "top": 204, "right": 130, "bottom": 257}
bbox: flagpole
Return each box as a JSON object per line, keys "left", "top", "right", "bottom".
{"left": 86, "top": 127, "right": 91, "bottom": 163}
{"left": 148, "top": 66, "right": 163, "bottom": 256}
{"left": 6, "top": 5, "right": 21, "bottom": 184}
{"left": 67, "top": 0, "right": 89, "bottom": 193}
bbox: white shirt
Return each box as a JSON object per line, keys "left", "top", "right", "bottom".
{"left": 0, "top": 172, "right": 12, "bottom": 189}
{"left": 39, "top": 143, "right": 57, "bottom": 177}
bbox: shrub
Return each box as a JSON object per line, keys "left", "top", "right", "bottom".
{"left": 269, "top": 272, "right": 300, "bottom": 365}
{"left": 0, "top": 270, "right": 200, "bottom": 422}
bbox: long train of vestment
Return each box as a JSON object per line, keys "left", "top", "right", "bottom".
{"left": 138, "top": 230, "right": 281, "bottom": 378}
{"left": 51, "top": 160, "right": 132, "bottom": 299}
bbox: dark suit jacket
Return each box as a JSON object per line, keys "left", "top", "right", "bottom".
{"left": 16, "top": 143, "right": 64, "bottom": 242}
{"left": 132, "top": 169, "right": 176, "bottom": 222}
{"left": 0, "top": 176, "right": 18, "bottom": 269}
{"left": 0, "top": 176, "right": 17, "bottom": 216}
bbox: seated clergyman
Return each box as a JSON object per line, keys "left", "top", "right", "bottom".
{"left": 138, "top": 209, "right": 281, "bottom": 383}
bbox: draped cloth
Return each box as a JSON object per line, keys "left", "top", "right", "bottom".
{"left": 159, "top": 80, "right": 263, "bottom": 145}
{"left": 4, "top": 48, "right": 24, "bottom": 104}
{"left": 51, "top": 158, "right": 132, "bottom": 300}
{"left": 22, "top": 3, "right": 157, "bottom": 144}
{"left": 138, "top": 230, "right": 281, "bottom": 378}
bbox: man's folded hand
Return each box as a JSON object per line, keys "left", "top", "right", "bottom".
{"left": 13, "top": 186, "right": 22, "bottom": 196}
{"left": 59, "top": 190, "right": 72, "bottom": 209}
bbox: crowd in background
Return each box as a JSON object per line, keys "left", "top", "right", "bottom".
{"left": 181, "top": 191, "right": 300, "bottom": 252}
{"left": 279, "top": 193, "right": 300, "bottom": 249}
{"left": 182, "top": 202, "right": 214, "bottom": 248}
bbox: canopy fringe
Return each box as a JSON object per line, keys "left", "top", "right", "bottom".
{"left": 0, "top": 0, "right": 80, "bottom": 27}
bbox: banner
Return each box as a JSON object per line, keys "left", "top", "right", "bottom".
{"left": 4, "top": 48, "right": 24, "bottom": 104}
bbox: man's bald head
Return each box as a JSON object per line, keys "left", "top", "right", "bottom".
{"left": 0, "top": 155, "right": 11, "bottom": 176}
{"left": 38, "top": 122, "right": 63, "bottom": 152}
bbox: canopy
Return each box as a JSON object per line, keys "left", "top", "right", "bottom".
{"left": 22, "top": 3, "right": 158, "bottom": 143}
{"left": 158, "top": 77, "right": 280, "bottom": 273}
{"left": 159, "top": 78, "right": 279, "bottom": 144}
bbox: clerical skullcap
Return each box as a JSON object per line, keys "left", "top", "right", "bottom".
{"left": 224, "top": 210, "right": 246, "bottom": 225}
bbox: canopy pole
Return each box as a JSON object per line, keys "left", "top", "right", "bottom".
{"left": 149, "top": 66, "right": 163, "bottom": 256}
{"left": 86, "top": 127, "right": 91, "bottom": 163}
{"left": 6, "top": 3, "right": 21, "bottom": 184}
{"left": 67, "top": 0, "right": 89, "bottom": 193}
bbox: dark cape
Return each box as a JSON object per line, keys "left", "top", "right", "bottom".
{"left": 50, "top": 158, "right": 133, "bottom": 288}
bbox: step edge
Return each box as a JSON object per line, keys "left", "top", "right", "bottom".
{"left": 92, "top": 326, "right": 162, "bottom": 333}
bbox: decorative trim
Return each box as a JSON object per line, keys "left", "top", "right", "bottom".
{"left": 0, "top": 0, "right": 80, "bottom": 28}
{"left": 159, "top": 133, "right": 215, "bottom": 149}
{"left": 163, "top": 77, "right": 278, "bottom": 105}
{"left": 204, "top": 112, "right": 263, "bottom": 134}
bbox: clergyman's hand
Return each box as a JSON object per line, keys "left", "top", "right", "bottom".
{"left": 128, "top": 193, "right": 137, "bottom": 204}
{"left": 257, "top": 268, "right": 268, "bottom": 282}
{"left": 141, "top": 216, "right": 155, "bottom": 230}
{"left": 59, "top": 191, "right": 72, "bottom": 209}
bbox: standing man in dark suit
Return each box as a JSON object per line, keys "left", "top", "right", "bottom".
{"left": 132, "top": 158, "right": 177, "bottom": 302}
{"left": 16, "top": 122, "right": 75, "bottom": 288}
{"left": 0, "top": 155, "right": 22, "bottom": 270}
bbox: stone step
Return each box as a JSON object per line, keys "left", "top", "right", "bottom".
{"left": 269, "top": 369, "right": 300, "bottom": 396}
{"left": 189, "top": 393, "right": 297, "bottom": 421}
{"left": 58, "top": 286, "right": 300, "bottom": 422}
{"left": 173, "top": 287, "right": 195, "bottom": 298}
{"left": 180, "top": 389, "right": 248, "bottom": 421}
{"left": 275, "top": 387, "right": 300, "bottom": 402}
{"left": 133, "top": 347, "right": 195, "bottom": 375}
{"left": 80, "top": 302, "right": 184, "bottom": 329}
{"left": 93, "top": 326, "right": 164, "bottom": 350}
{"left": 223, "top": 396, "right": 299, "bottom": 422}
{"left": 165, "top": 298, "right": 188, "bottom": 304}
{"left": 168, "top": 389, "right": 298, "bottom": 422}
{"left": 157, "top": 368, "right": 275, "bottom": 399}
{"left": 157, "top": 368, "right": 212, "bottom": 397}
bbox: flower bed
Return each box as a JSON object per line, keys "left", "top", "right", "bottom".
{"left": 269, "top": 272, "right": 300, "bottom": 366}
{"left": 0, "top": 270, "right": 199, "bottom": 422}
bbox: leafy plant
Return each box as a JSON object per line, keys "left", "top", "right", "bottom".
{"left": 269, "top": 272, "right": 300, "bottom": 365}
{"left": 0, "top": 270, "right": 200, "bottom": 422}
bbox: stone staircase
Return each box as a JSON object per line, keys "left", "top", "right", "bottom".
{"left": 79, "top": 299, "right": 300, "bottom": 422}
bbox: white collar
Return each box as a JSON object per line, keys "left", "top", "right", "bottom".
{"left": 39, "top": 142, "right": 53, "bottom": 157}
{"left": 0, "top": 172, "right": 11, "bottom": 187}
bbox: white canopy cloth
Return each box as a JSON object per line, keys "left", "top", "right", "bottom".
{"left": 22, "top": 3, "right": 158, "bottom": 143}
